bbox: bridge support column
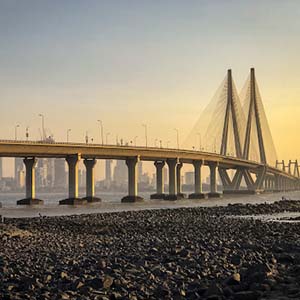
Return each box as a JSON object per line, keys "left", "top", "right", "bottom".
{"left": 150, "top": 161, "right": 165, "bottom": 199}
{"left": 189, "top": 160, "right": 206, "bottom": 199}
{"left": 122, "top": 157, "right": 143, "bottom": 202}
{"left": 208, "top": 163, "right": 222, "bottom": 198}
{"left": 83, "top": 158, "right": 101, "bottom": 202}
{"left": 60, "top": 154, "right": 86, "bottom": 205}
{"left": 265, "top": 177, "right": 271, "bottom": 192}
{"left": 275, "top": 175, "right": 281, "bottom": 192}
{"left": 176, "top": 162, "right": 185, "bottom": 198}
{"left": 17, "top": 157, "right": 43, "bottom": 205}
{"left": 280, "top": 176, "right": 284, "bottom": 191}
{"left": 165, "top": 158, "right": 181, "bottom": 200}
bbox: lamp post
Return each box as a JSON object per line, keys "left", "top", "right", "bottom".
{"left": 97, "top": 120, "right": 104, "bottom": 145}
{"left": 106, "top": 132, "right": 110, "bottom": 145}
{"left": 26, "top": 126, "right": 29, "bottom": 141}
{"left": 142, "top": 124, "right": 148, "bottom": 147}
{"left": 38, "top": 114, "right": 45, "bottom": 141}
{"left": 67, "top": 129, "right": 71, "bottom": 142}
{"left": 159, "top": 140, "right": 162, "bottom": 148}
{"left": 14, "top": 124, "right": 20, "bottom": 140}
{"left": 85, "top": 131, "right": 89, "bottom": 144}
{"left": 174, "top": 128, "right": 179, "bottom": 149}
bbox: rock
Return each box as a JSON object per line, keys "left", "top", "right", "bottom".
{"left": 61, "top": 271, "right": 68, "bottom": 280}
{"left": 234, "top": 291, "right": 259, "bottom": 300}
{"left": 205, "top": 283, "right": 223, "bottom": 296}
{"left": 89, "top": 278, "right": 103, "bottom": 289}
{"left": 225, "top": 273, "right": 241, "bottom": 285}
{"left": 103, "top": 275, "right": 114, "bottom": 289}
{"left": 231, "top": 255, "right": 242, "bottom": 266}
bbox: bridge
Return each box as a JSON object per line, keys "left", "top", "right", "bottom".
{"left": 0, "top": 68, "right": 299, "bottom": 204}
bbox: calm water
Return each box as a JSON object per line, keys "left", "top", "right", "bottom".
{"left": 1, "top": 191, "right": 300, "bottom": 218}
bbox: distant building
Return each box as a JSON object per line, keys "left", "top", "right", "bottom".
{"left": 54, "top": 158, "right": 67, "bottom": 188}
{"left": 79, "top": 169, "right": 86, "bottom": 188}
{"left": 113, "top": 160, "right": 127, "bottom": 185}
{"left": 14, "top": 158, "right": 24, "bottom": 188}
{"left": 105, "top": 160, "right": 113, "bottom": 183}
{"left": 36, "top": 159, "right": 47, "bottom": 188}
{"left": 138, "top": 161, "right": 143, "bottom": 182}
{"left": 185, "top": 172, "right": 194, "bottom": 185}
{"left": 0, "top": 157, "right": 2, "bottom": 180}
{"left": 16, "top": 170, "right": 25, "bottom": 188}
{"left": 163, "top": 167, "right": 168, "bottom": 185}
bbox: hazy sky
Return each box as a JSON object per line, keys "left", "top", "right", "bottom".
{"left": 1, "top": 0, "right": 300, "bottom": 176}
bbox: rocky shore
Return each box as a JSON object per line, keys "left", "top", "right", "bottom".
{"left": 1, "top": 200, "right": 300, "bottom": 300}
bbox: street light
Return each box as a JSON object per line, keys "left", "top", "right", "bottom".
{"left": 142, "top": 124, "right": 148, "bottom": 147}
{"left": 38, "top": 114, "right": 45, "bottom": 141}
{"left": 26, "top": 126, "right": 29, "bottom": 141}
{"left": 97, "top": 120, "right": 104, "bottom": 145}
{"left": 67, "top": 129, "right": 71, "bottom": 142}
{"left": 85, "top": 131, "right": 89, "bottom": 144}
{"left": 106, "top": 132, "right": 110, "bottom": 145}
{"left": 174, "top": 128, "right": 179, "bottom": 149}
{"left": 134, "top": 136, "right": 138, "bottom": 146}
{"left": 159, "top": 140, "right": 162, "bottom": 148}
{"left": 14, "top": 124, "right": 20, "bottom": 140}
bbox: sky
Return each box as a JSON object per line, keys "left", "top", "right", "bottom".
{"left": 1, "top": 0, "right": 300, "bottom": 177}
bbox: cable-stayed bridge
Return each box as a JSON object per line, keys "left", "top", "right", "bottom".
{"left": 0, "top": 68, "right": 298, "bottom": 205}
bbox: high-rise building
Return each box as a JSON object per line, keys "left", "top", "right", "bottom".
{"left": 46, "top": 158, "right": 55, "bottom": 187}
{"left": 163, "top": 167, "right": 168, "bottom": 185}
{"left": 185, "top": 172, "right": 194, "bottom": 185}
{"left": 14, "top": 158, "right": 24, "bottom": 188}
{"left": 36, "top": 159, "right": 47, "bottom": 188}
{"left": 54, "top": 158, "right": 67, "bottom": 188}
{"left": 0, "top": 157, "right": 2, "bottom": 180}
{"left": 16, "top": 170, "right": 25, "bottom": 188}
{"left": 113, "top": 160, "right": 127, "bottom": 185}
{"left": 79, "top": 169, "right": 86, "bottom": 188}
{"left": 138, "top": 161, "right": 143, "bottom": 182}
{"left": 105, "top": 160, "right": 113, "bottom": 182}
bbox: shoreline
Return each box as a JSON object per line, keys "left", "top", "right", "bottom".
{"left": 1, "top": 191, "right": 299, "bottom": 219}
{"left": 1, "top": 200, "right": 300, "bottom": 299}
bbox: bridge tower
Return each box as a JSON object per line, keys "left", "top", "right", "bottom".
{"left": 243, "top": 68, "right": 266, "bottom": 163}
{"left": 219, "top": 70, "right": 245, "bottom": 192}
{"left": 220, "top": 69, "right": 243, "bottom": 157}
{"left": 221, "top": 68, "right": 274, "bottom": 193}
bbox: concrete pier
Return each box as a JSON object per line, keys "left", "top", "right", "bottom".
{"left": 189, "top": 160, "right": 206, "bottom": 199}
{"left": 165, "top": 158, "right": 182, "bottom": 200}
{"left": 122, "top": 157, "right": 143, "bottom": 202}
{"left": 17, "top": 157, "right": 43, "bottom": 205}
{"left": 176, "top": 162, "right": 185, "bottom": 198}
{"left": 60, "top": 154, "right": 86, "bottom": 205}
{"left": 208, "top": 163, "right": 222, "bottom": 198}
{"left": 83, "top": 158, "right": 101, "bottom": 202}
{"left": 150, "top": 161, "right": 165, "bottom": 199}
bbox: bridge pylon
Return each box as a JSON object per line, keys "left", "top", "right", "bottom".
{"left": 220, "top": 69, "right": 243, "bottom": 157}
{"left": 221, "top": 68, "right": 274, "bottom": 194}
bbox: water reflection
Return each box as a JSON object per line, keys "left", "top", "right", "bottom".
{"left": 1, "top": 191, "right": 300, "bottom": 219}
